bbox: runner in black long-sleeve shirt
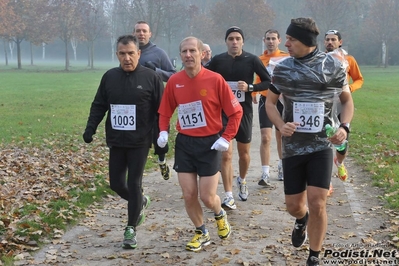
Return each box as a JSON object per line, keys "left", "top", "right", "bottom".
{"left": 206, "top": 26, "right": 271, "bottom": 210}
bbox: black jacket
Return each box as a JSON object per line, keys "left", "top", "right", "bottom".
{"left": 85, "top": 65, "right": 164, "bottom": 148}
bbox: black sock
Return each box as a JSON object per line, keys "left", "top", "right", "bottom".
{"left": 296, "top": 211, "right": 309, "bottom": 224}
{"left": 196, "top": 224, "right": 206, "bottom": 234}
{"left": 308, "top": 249, "right": 320, "bottom": 259}
{"left": 158, "top": 154, "right": 165, "bottom": 162}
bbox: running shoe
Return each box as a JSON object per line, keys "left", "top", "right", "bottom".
{"left": 278, "top": 163, "right": 284, "bottom": 181}
{"left": 291, "top": 212, "right": 308, "bottom": 248}
{"left": 215, "top": 209, "right": 231, "bottom": 239}
{"left": 258, "top": 172, "right": 272, "bottom": 187}
{"left": 334, "top": 157, "right": 348, "bottom": 181}
{"left": 306, "top": 256, "right": 320, "bottom": 266}
{"left": 122, "top": 226, "right": 137, "bottom": 249}
{"left": 159, "top": 163, "right": 171, "bottom": 180}
{"left": 185, "top": 229, "right": 210, "bottom": 251}
{"left": 327, "top": 182, "right": 333, "bottom": 197}
{"left": 137, "top": 195, "right": 151, "bottom": 226}
{"left": 236, "top": 177, "right": 249, "bottom": 201}
{"left": 221, "top": 196, "right": 237, "bottom": 210}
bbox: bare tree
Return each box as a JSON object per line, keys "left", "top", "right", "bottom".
{"left": 3, "top": 0, "right": 57, "bottom": 68}
{"left": 105, "top": 0, "right": 136, "bottom": 62}
{"left": 209, "top": 0, "right": 275, "bottom": 53}
{"left": 25, "top": 0, "right": 56, "bottom": 65}
{"left": 70, "top": 37, "right": 78, "bottom": 61}
{"left": 363, "top": 0, "right": 399, "bottom": 67}
{"left": 159, "top": 0, "right": 190, "bottom": 55}
{"left": 51, "top": 0, "right": 86, "bottom": 71}
{"left": 130, "top": 0, "right": 166, "bottom": 41}
{"left": 5, "top": 0, "right": 29, "bottom": 69}
{"left": 0, "top": 0, "right": 18, "bottom": 65}
{"left": 81, "top": 0, "right": 109, "bottom": 69}
{"left": 303, "top": 0, "right": 363, "bottom": 51}
{"left": 185, "top": 5, "right": 216, "bottom": 42}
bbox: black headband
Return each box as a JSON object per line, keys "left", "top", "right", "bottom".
{"left": 286, "top": 23, "right": 318, "bottom": 47}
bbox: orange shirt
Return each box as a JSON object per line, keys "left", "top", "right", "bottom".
{"left": 158, "top": 67, "right": 243, "bottom": 141}
{"left": 252, "top": 49, "right": 289, "bottom": 97}
{"left": 346, "top": 54, "right": 363, "bottom": 93}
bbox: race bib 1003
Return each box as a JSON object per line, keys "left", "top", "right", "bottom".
{"left": 110, "top": 104, "right": 136, "bottom": 130}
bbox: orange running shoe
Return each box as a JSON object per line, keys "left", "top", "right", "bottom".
{"left": 334, "top": 157, "right": 348, "bottom": 181}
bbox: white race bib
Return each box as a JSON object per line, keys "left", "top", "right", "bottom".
{"left": 293, "top": 102, "right": 324, "bottom": 133}
{"left": 227, "top": 81, "right": 245, "bottom": 102}
{"left": 178, "top": 100, "right": 207, "bottom": 129}
{"left": 110, "top": 104, "right": 136, "bottom": 130}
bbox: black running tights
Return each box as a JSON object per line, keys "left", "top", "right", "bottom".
{"left": 109, "top": 146, "right": 150, "bottom": 227}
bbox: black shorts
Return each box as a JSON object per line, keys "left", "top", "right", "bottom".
{"left": 222, "top": 112, "right": 252, "bottom": 143}
{"left": 283, "top": 149, "right": 333, "bottom": 195}
{"left": 173, "top": 133, "right": 221, "bottom": 176}
{"left": 236, "top": 113, "right": 253, "bottom": 143}
{"left": 259, "top": 96, "right": 284, "bottom": 129}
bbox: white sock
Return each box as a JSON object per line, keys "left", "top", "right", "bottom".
{"left": 158, "top": 160, "right": 166, "bottom": 164}
{"left": 262, "top": 165, "right": 270, "bottom": 174}
{"left": 225, "top": 191, "right": 233, "bottom": 198}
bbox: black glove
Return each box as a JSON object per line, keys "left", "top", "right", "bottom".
{"left": 145, "top": 61, "right": 157, "bottom": 71}
{"left": 83, "top": 128, "right": 95, "bottom": 143}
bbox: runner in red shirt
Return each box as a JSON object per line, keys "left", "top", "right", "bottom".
{"left": 157, "top": 36, "right": 242, "bottom": 252}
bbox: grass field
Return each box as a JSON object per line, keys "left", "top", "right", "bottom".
{"left": 348, "top": 66, "right": 399, "bottom": 208}
{"left": 1, "top": 63, "right": 399, "bottom": 263}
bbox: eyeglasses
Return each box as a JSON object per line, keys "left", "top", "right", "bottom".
{"left": 205, "top": 50, "right": 212, "bottom": 53}
{"left": 325, "top": 30, "right": 339, "bottom": 35}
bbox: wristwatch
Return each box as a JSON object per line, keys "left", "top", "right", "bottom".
{"left": 248, "top": 84, "right": 254, "bottom": 92}
{"left": 339, "top": 123, "right": 350, "bottom": 134}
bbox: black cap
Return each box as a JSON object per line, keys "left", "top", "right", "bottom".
{"left": 325, "top": 30, "right": 342, "bottom": 40}
{"left": 225, "top": 26, "right": 244, "bottom": 41}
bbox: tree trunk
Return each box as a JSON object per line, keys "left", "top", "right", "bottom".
{"left": 30, "top": 42, "right": 34, "bottom": 66}
{"left": 42, "top": 43, "right": 46, "bottom": 60}
{"left": 17, "top": 39, "right": 22, "bottom": 69}
{"left": 111, "top": 37, "right": 115, "bottom": 62}
{"left": 70, "top": 38, "right": 78, "bottom": 61}
{"left": 381, "top": 41, "right": 386, "bottom": 67}
{"left": 90, "top": 42, "right": 94, "bottom": 69}
{"left": 65, "top": 40, "right": 69, "bottom": 71}
{"left": 9, "top": 41, "right": 14, "bottom": 60}
{"left": 3, "top": 40, "right": 8, "bottom": 66}
{"left": 87, "top": 46, "right": 90, "bottom": 67}
{"left": 385, "top": 44, "right": 389, "bottom": 68}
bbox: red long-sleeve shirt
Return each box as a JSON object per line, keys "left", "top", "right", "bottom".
{"left": 158, "top": 67, "right": 243, "bottom": 141}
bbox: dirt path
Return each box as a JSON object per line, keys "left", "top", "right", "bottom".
{"left": 21, "top": 111, "right": 397, "bottom": 266}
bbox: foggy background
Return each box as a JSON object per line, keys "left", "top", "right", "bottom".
{"left": 1, "top": 0, "right": 398, "bottom": 70}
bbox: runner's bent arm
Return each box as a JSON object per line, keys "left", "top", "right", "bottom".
{"left": 347, "top": 56, "right": 363, "bottom": 93}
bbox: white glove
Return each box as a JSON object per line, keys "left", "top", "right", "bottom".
{"left": 211, "top": 137, "right": 229, "bottom": 152}
{"left": 157, "top": 131, "right": 168, "bottom": 148}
